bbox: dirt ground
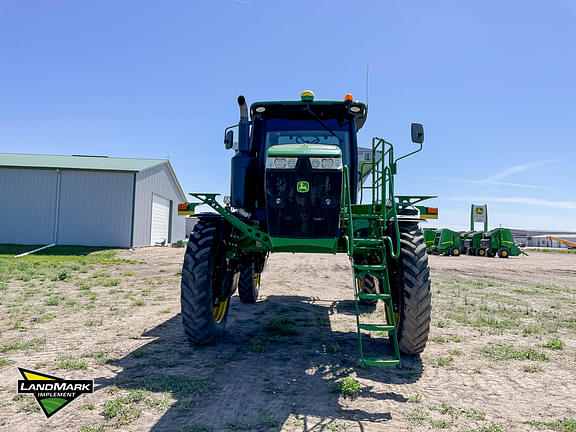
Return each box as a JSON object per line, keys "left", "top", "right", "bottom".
{"left": 0, "top": 248, "right": 575, "bottom": 432}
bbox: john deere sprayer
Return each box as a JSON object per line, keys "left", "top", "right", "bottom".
{"left": 178, "top": 91, "right": 437, "bottom": 367}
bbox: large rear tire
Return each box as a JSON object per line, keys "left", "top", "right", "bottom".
{"left": 181, "top": 218, "right": 234, "bottom": 346}
{"left": 389, "top": 223, "right": 431, "bottom": 355}
{"left": 238, "top": 263, "right": 260, "bottom": 303}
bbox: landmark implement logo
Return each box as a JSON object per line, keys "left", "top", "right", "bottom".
{"left": 17, "top": 367, "right": 94, "bottom": 419}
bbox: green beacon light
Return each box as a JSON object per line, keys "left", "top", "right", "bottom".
{"left": 300, "top": 90, "right": 315, "bottom": 102}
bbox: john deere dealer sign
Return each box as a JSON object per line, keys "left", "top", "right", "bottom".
{"left": 17, "top": 367, "right": 94, "bottom": 419}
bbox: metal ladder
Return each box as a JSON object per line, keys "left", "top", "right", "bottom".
{"left": 342, "top": 138, "right": 402, "bottom": 367}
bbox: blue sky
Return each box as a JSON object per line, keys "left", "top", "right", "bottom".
{"left": 1, "top": 1, "right": 574, "bottom": 231}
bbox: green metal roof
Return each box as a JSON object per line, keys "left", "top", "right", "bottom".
{"left": 0, "top": 153, "right": 166, "bottom": 172}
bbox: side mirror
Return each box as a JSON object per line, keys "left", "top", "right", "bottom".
{"left": 224, "top": 130, "right": 234, "bottom": 149}
{"left": 411, "top": 123, "right": 424, "bottom": 144}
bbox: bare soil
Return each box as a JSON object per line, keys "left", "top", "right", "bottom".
{"left": 0, "top": 248, "right": 575, "bottom": 432}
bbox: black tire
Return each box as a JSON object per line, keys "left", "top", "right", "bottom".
{"left": 476, "top": 247, "right": 486, "bottom": 256}
{"left": 389, "top": 223, "right": 431, "bottom": 355}
{"left": 238, "top": 263, "right": 260, "bottom": 303}
{"left": 181, "top": 218, "right": 234, "bottom": 346}
{"left": 358, "top": 274, "right": 379, "bottom": 306}
{"left": 498, "top": 247, "right": 510, "bottom": 258}
{"left": 450, "top": 246, "right": 461, "bottom": 257}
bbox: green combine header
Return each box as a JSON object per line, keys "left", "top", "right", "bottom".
{"left": 177, "top": 91, "right": 438, "bottom": 367}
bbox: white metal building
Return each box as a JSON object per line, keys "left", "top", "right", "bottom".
{"left": 0, "top": 153, "right": 187, "bottom": 248}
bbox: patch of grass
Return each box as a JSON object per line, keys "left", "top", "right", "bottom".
{"left": 433, "top": 356, "right": 454, "bottom": 368}
{"left": 80, "top": 425, "right": 105, "bottom": 432}
{"left": 408, "top": 393, "right": 422, "bottom": 403}
{"left": 436, "top": 321, "right": 448, "bottom": 328}
{"left": 85, "top": 349, "right": 113, "bottom": 365}
{"left": 258, "top": 412, "right": 279, "bottom": 428}
{"left": 58, "top": 355, "right": 89, "bottom": 370}
{"left": 525, "top": 418, "right": 576, "bottom": 431}
{"left": 123, "top": 272, "right": 135, "bottom": 276}
{"left": 478, "top": 423, "right": 507, "bottom": 432}
{"left": 132, "top": 350, "right": 145, "bottom": 359}
{"left": 102, "top": 391, "right": 143, "bottom": 426}
{"left": 542, "top": 337, "right": 564, "bottom": 350}
{"left": 118, "top": 374, "right": 211, "bottom": 397}
{"left": 250, "top": 338, "right": 268, "bottom": 353}
{"left": 145, "top": 394, "right": 172, "bottom": 411}
{"left": 98, "top": 278, "right": 121, "bottom": 287}
{"left": 404, "top": 407, "right": 430, "bottom": 426}
{"left": 44, "top": 297, "right": 62, "bottom": 306}
{"left": 85, "top": 319, "right": 103, "bottom": 327}
{"left": 1, "top": 337, "right": 46, "bottom": 353}
{"left": 430, "top": 419, "right": 452, "bottom": 428}
{"left": 523, "top": 365, "right": 543, "bottom": 373}
{"left": 449, "top": 349, "right": 463, "bottom": 356}
{"left": 14, "top": 394, "right": 41, "bottom": 413}
{"left": 132, "top": 300, "right": 145, "bottom": 307}
{"left": 321, "top": 421, "right": 352, "bottom": 431}
{"left": 480, "top": 344, "right": 548, "bottom": 362}
{"left": 331, "top": 377, "right": 362, "bottom": 398}
{"left": 265, "top": 317, "right": 298, "bottom": 335}
{"left": 430, "top": 336, "right": 448, "bottom": 343}
{"left": 0, "top": 358, "right": 15, "bottom": 367}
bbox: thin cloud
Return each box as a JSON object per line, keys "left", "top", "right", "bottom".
{"left": 427, "top": 176, "right": 561, "bottom": 191}
{"left": 446, "top": 196, "right": 576, "bottom": 210}
{"left": 232, "top": 0, "right": 252, "bottom": 4}
{"left": 482, "top": 160, "right": 557, "bottom": 183}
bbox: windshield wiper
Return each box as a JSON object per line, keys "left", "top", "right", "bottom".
{"left": 304, "top": 105, "right": 340, "bottom": 141}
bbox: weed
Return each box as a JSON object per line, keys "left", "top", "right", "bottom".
{"left": 322, "top": 421, "right": 352, "bottom": 431}
{"left": 404, "top": 407, "right": 429, "bottom": 425}
{"left": 433, "top": 356, "right": 454, "bottom": 368}
{"left": 430, "top": 419, "right": 452, "bottom": 428}
{"left": 408, "top": 393, "right": 422, "bottom": 403}
{"left": 14, "top": 394, "right": 40, "bottom": 413}
{"left": 85, "top": 319, "right": 103, "bottom": 327}
{"left": 145, "top": 394, "right": 172, "bottom": 411}
{"left": 478, "top": 423, "right": 507, "bottom": 432}
{"left": 133, "top": 300, "right": 145, "bottom": 307}
{"left": 525, "top": 418, "right": 576, "bottom": 431}
{"left": 83, "top": 403, "right": 95, "bottom": 410}
{"left": 331, "top": 377, "right": 362, "bottom": 398}
{"left": 80, "top": 425, "right": 105, "bottom": 432}
{"left": 0, "top": 359, "right": 15, "bottom": 367}
{"left": 265, "top": 317, "right": 298, "bottom": 335}
{"left": 449, "top": 349, "right": 463, "bottom": 356}
{"left": 430, "top": 336, "right": 448, "bottom": 343}
{"left": 322, "top": 343, "right": 341, "bottom": 353}
{"left": 44, "top": 297, "right": 61, "bottom": 306}
{"left": 437, "top": 321, "right": 447, "bottom": 328}
{"left": 258, "top": 412, "right": 279, "bottom": 428}
{"left": 250, "top": 338, "right": 268, "bottom": 353}
{"left": 123, "top": 272, "right": 135, "bottom": 276}
{"left": 543, "top": 337, "right": 564, "bottom": 350}
{"left": 523, "top": 365, "right": 543, "bottom": 373}
{"left": 58, "top": 355, "right": 89, "bottom": 370}
{"left": 1, "top": 337, "right": 46, "bottom": 353}
{"left": 480, "top": 344, "right": 548, "bottom": 362}
{"left": 449, "top": 335, "right": 462, "bottom": 342}
{"left": 85, "top": 349, "right": 112, "bottom": 365}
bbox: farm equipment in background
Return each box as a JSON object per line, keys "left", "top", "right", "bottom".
{"left": 423, "top": 229, "right": 436, "bottom": 249}
{"left": 178, "top": 91, "right": 437, "bottom": 367}
{"left": 461, "top": 231, "right": 485, "bottom": 256}
{"left": 429, "top": 228, "right": 461, "bottom": 256}
{"left": 546, "top": 236, "right": 576, "bottom": 250}
{"left": 480, "top": 228, "right": 523, "bottom": 258}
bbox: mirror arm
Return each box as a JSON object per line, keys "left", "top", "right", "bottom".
{"left": 395, "top": 142, "right": 422, "bottom": 164}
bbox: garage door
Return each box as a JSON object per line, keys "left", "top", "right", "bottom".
{"left": 151, "top": 194, "right": 170, "bottom": 246}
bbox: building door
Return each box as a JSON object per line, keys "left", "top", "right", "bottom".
{"left": 150, "top": 194, "right": 171, "bottom": 245}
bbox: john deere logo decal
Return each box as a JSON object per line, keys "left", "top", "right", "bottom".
{"left": 17, "top": 367, "right": 94, "bottom": 419}
{"left": 297, "top": 181, "right": 309, "bottom": 193}
{"left": 476, "top": 208, "right": 484, "bottom": 215}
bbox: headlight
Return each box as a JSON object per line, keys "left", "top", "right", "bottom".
{"left": 266, "top": 157, "right": 298, "bottom": 169}
{"left": 309, "top": 157, "right": 342, "bottom": 170}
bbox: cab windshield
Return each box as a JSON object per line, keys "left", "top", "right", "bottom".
{"left": 263, "top": 117, "right": 352, "bottom": 164}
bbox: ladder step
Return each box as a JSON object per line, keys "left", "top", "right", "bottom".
{"left": 357, "top": 293, "right": 391, "bottom": 300}
{"left": 360, "top": 357, "right": 401, "bottom": 367}
{"left": 358, "top": 323, "right": 396, "bottom": 332}
{"left": 354, "top": 264, "right": 387, "bottom": 272}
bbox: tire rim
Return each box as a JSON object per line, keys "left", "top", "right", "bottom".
{"left": 212, "top": 298, "right": 228, "bottom": 323}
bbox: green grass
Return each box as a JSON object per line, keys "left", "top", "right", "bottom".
{"left": 523, "top": 365, "right": 543, "bottom": 373}
{"left": 1, "top": 337, "right": 46, "bottom": 353}
{"left": 58, "top": 355, "right": 89, "bottom": 370}
{"left": 480, "top": 344, "right": 548, "bottom": 362}
{"left": 525, "top": 418, "right": 576, "bottom": 431}
{"left": 0, "top": 245, "right": 126, "bottom": 263}
{"left": 117, "top": 374, "right": 211, "bottom": 397}
{"left": 265, "top": 317, "right": 298, "bottom": 335}
{"left": 331, "top": 377, "right": 362, "bottom": 398}
{"left": 542, "top": 337, "right": 564, "bottom": 350}
{"left": 0, "top": 358, "right": 15, "bottom": 367}
{"left": 102, "top": 391, "right": 143, "bottom": 427}
{"left": 407, "top": 393, "right": 422, "bottom": 403}
{"left": 433, "top": 356, "right": 454, "bottom": 368}
{"left": 477, "top": 423, "right": 507, "bottom": 432}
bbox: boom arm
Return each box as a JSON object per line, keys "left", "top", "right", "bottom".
{"left": 546, "top": 236, "right": 576, "bottom": 248}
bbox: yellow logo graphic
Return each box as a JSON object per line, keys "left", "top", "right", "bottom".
{"left": 476, "top": 208, "right": 484, "bottom": 215}
{"left": 297, "top": 181, "right": 309, "bottom": 193}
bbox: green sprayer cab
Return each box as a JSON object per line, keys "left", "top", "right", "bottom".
{"left": 429, "top": 229, "right": 461, "bottom": 256}
{"left": 178, "top": 91, "right": 437, "bottom": 367}
{"left": 480, "top": 228, "right": 522, "bottom": 258}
